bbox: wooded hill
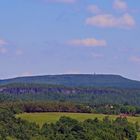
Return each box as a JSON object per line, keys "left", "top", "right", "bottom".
{"left": 0, "top": 83, "right": 140, "bottom": 106}
{"left": 0, "top": 74, "right": 140, "bottom": 88}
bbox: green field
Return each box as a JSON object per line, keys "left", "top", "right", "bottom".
{"left": 17, "top": 113, "right": 140, "bottom": 140}
{"left": 17, "top": 112, "right": 140, "bottom": 127}
{"left": 138, "top": 133, "right": 140, "bottom": 140}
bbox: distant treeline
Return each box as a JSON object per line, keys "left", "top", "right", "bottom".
{"left": 1, "top": 101, "right": 140, "bottom": 115}
{"left": 0, "top": 108, "right": 139, "bottom": 140}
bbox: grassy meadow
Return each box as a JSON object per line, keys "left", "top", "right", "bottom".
{"left": 138, "top": 133, "right": 140, "bottom": 140}
{"left": 17, "top": 112, "right": 140, "bottom": 127}
{"left": 17, "top": 113, "right": 140, "bottom": 140}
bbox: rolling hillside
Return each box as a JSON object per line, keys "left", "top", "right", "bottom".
{"left": 0, "top": 74, "right": 140, "bottom": 88}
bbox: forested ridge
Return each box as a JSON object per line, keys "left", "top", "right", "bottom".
{"left": 1, "top": 83, "right": 140, "bottom": 106}
{"left": 1, "top": 74, "right": 140, "bottom": 88}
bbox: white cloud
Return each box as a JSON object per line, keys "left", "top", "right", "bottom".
{"left": 0, "top": 39, "right": 8, "bottom": 46}
{"left": 15, "top": 49, "right": 23, "bottom": 56}
{"left": 130, "top": 56, "right": 140, "bottom": 63}
{"left": 69, "top": 38, "right": 107, "bottom": 47}
{"left": 87, "top": 5, "right": 102, "bottom": 14}
{"left": 20, "top": 72, "right": 33, "bottom": 77}
{"left": 113, "top": 0, "right": 128, "bottom": 11}
{"left": 92, "top": 53, "right": 104, "bottom": 58}
{"left": 0, "top": 39, "right": 8, "bottom": 54}
{"left": 86, "top": 14, "right": 135, "bottom": 29}
{"left": 64, "top": 70, "right": 80, "bottom": 74}
{"left": 0, "top": 46, "right": 7, "bottom": 54}
{"left": 45, "top": 0, "right": 76, "bottom": 3}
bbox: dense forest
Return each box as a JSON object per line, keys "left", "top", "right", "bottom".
{"left": 1, "top": 83, "right": 140, "bottom": 106}
{"left": 0, "top": 101, "right": 140, "bottom": 116}
{"left": 0, "top": 108, "right": 139, "bottom": 140}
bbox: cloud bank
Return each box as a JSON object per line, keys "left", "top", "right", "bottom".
{"left": 0, "top": 39, "right": 8, "bottom": 54}
{"left": 69, "top": 38, "right": 107, "bottom": 47}
{"left": 0, "top": 39, "right": 8, "bottom": 46}
{"left": 113, "top": 0, "right": 128, "bottom": 11}
{"left": 130, "top": 56, "right": 140, "bottom": 63}
{"left": 0, "top": 47, "right": 7, "bottom": 54}
{"left": 86, "top": 14, "right": 135, "bottom": 29}
{"left": 45, "top": 0, "right": 76, "bottom": 4}
{"left": 87, "top": 5, "right": 102, "bottom": 14}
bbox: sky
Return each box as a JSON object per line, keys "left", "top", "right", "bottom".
{"left": 0, "top": 0, "right": 140, "bottom": 80}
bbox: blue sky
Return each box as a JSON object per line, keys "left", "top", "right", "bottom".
{"left": 0, "top": 0, "right": 140, "bottom": 80}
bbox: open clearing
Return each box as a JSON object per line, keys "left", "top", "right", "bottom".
{"left": 17, "top": 112, "right": 140, "bottom": 126}
{"left": 17, "top": 112, "right": 140, "bottom": 140}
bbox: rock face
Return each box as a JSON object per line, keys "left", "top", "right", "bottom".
{"left": 0, "top": 84, "right": 120, "bottom": 95}
{"left": 1, "top": 84, "right": 140, "bottom": 106}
